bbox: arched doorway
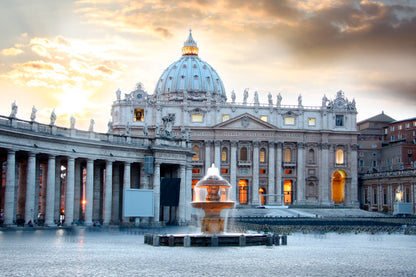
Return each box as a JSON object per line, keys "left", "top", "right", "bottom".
{"left": 332, "top": 170, "right": 346, "bottom": 203}
{"left": 259, "top": 188, "right": 266, "bottom": 205}
{"left": 283, "top": 180, "right": 293, "bottom": 205}
{"left": 238, "top": 179, "right": 248, "bottom": 204}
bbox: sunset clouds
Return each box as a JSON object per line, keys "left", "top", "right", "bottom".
{"left": 0, "top": 0, "right": 415, "bottom": 131}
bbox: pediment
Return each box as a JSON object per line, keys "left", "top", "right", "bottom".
{"left": 213, "top": 113, "right": 278, "bottom": 130}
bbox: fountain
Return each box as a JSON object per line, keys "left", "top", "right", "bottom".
{"left": 144, "top": 164, "right": 283, "bottom": 247}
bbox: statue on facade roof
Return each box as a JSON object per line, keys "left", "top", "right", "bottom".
{"left": 254, "top": 91, "right": 259, "bottom": 105}
{"left": 322, "top": 94, "right": 328, "bottom": 107}
{"left": 143, "top": 123, "right": 148, "bottom": 137}
{"left": 107, "top": 120, "right": 113, "bottom": 133}
{"left": 268, "top": 92, "right": 273, "bottom": 105}
{"left": 50, "top": 109, "right": 56, "bottom": 126}
{"left": 10, "top": 101, "right": 17, "bottom": 118}
{"left": 116, "top": 89, "right": 121, "bottom": 101}
{"left": 30, "top": 105, "right": 37, "bottom": 121}
{"left": 277, "top": 93, "right": 282, "bottom": 107}
{"left": 125, "top": 122, "right": 130, "bottom": 135}
{"left": 181, "top": 125, "right": 187, "bottom": 139}
{"left": 243, "top": 88, "right": 248, "bottom": 105}
{"left": 70, "top": 114, "right": 76, "bottom": 129}
{"left": 231, "top": 90, "right": 236, "bottom": 104}
{"left": 89, "top": 118, "right": 95, "bottom": 132}
{"left": 298, "top": 94, "right": 303, "bottom": 107}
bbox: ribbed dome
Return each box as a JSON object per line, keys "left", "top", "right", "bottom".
{"left": 154, "top": 31, "right": 226, "bottom": 102}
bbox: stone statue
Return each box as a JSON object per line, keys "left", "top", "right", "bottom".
{"left": 155, "top": 124, "right": 160, "bottom": 135}
{"left": 277, "top": 93, "right": 282, "bottom": 107}
{"left": 322, "top": 94, "right": 328, "bottom": 107}
{"left": 183, "top": 90, "right": 188, "bottom": 100}
{"left": 231, "top": 90, "right": 236, "bottom": 103}
{"left": 188, "top": 128, "right": 192, "bottom": 141}
{"left": 107, "top": 120, "right": 113, "bottom": 133}
{"left": 243, "top": 88, "right": 248, "bottom": 104}
{"left": 50, "top": 109, "right": 56, "bottom": 125}
{"left": 89, "top": 118, "right": 95, "bottom": 132}
{"left": 254, "top": 91, "right": 259, "bottom": 105}
{"left": 116, "top": 89, "right": 121, "bottom": 101}
{"left": 268, "top": 92, "right": 273, "bottom": 105}
{"left": 351, "top": 98, "right": 356, "bottom": 110}
{"left": 70, "top": 114, "right": 76, "bottom": 129}
{"left": 298, "top": 94, "right": 302, "bottom": 106}
{"left": 136, "top": 82, "right": 144, "bottom": 91}
{"left": 162, "top": 114, "right": 175, "bottom": 137}
{"left": 143, "top": 123, "right": 148, "bottom": 137}
{"left": 181, "top": 125, "right": 186, "bottom": 139}
{"left": 125, "top": 122, "right": 130, "bottom": 135}
{"left": 30, "top": 105, "right": 37, "bottom": 121}
{"left": 10, "top": 101, "right": 17, "bottom": 118}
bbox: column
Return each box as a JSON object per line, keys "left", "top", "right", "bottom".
{"left": 4, "top": 150, "right": 16, "bottom": 225}
{"left": 350, "top": 144, "right": 359, "bottom": 207}
{"left": 276, "top": 142, "right": 283, "bottom": 205}
{"left": 297, "top": 143, "right": 305, "bottom": 204}
{"left": 45, "top": 155, "right": 56, "bottom": 226}
{"left": 320, "top": 143, "right": 330, "bottom": 205}
{"left": 152, "top": 161, "right": 161, "bottom": 223}
{"left": 204, "top": 140, "right": 212, "bottom": 174}
{"left": 24, "top": 153, "right": 36, "bottom": 223}
{"left": 230, "top": 141, "right": 237, "bottom": 202}
{"left": 178, "top": 164, "right": 186, "bottom": 223}
{"left": 122, "top": 162, "right": 131, "bottom": 223}
{"left": 64, "top": 157, "right": 75, "bottom": 226}
{"left": 214, "top": 140, "right": 221, "bottom": 169}
{"left": 85, "top": 159, "right": 94, "bottom": 225}
{"left": 268, "top": 142, "right": 275, "bottom": 204}
{"left": 185, "top": 163, "right": 192, "bottom": 222}
{"left": 252, "top": 141, "right": 260, "bottom": 205}
{"left": 111, "top": 164, "right": 120, "bottom": 223}
{"left": 103, "top": 160, "right": 113, "bottom": 224}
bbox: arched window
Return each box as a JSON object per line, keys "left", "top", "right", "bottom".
{"left": 239, "top": 179, "right": 248, "bottom": 204}
{"left": 192, "top": 146, "right": 200, "bottom": 161}
{"left": 308, "top": 149, "right": 315, "bottom": 164}
{"left": 259, "top": 148, "right": 266, "bottom": 163}
{"left": 221, "top": 147, "right": 228, "bottom": 163}
{"left": 240, "top": 147, "right": 248, "bottom": 161}
{"left": 336, "top": 149, "right": 344, "bottom": 164}
{"left": 284, "top": 148, "right": 291, "bottom": 162}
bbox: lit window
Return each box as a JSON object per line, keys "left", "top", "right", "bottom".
{"left": 285, "top": 169, "right": 292, "bottom": 174}
{"left": 192, "top": 114, "right": 203, "bottom": 122}
{"left": 284, "top": 148, "right": 291, "bottom": 162}
{"left": 221, "top": 148, "right": 228, "bottom": 162}
{"left": 335, "top": 115, "right": 344, "bottom": 127}
{"left": 192, "top": 168, "right": 200, "bottom": 174}
{"left": 398, "top": 125, "right": 402, "bottom": 130}
{"left": 284, "top": 117, "right": 295, "bottom": 125}
{"left": 384, "top": 128, "right": 388, "bottom": 134}
{"left": 222, "top": 114, "right": 230, "bottom": 122}
{"left": 406, "top": 123, "right": 410, "bottom": 128}
{"left": 260, "top": 115, "right": 268, "bottom": 122}
{"left": 335, "top": 149, "right": 344, "bottom": 164}
{"left": 308, "top": 118, "right": 316, "bottom": 126}
{"left": 192, "top": 146, "right": 200, "bottom": 161}
{"left": 414, "top": 121, "right": 416, "bottom": 127}
{"left": 134, "top": 108, "right": 144, "bottom": 121}
{"left": 260, "top": 169, "right": 266, "bottom": 174}
{"left": 260, "top": 149, "right": 266, "bottom": 162}
{"left": 221, "top": 168, "right": 228, "bottom": 174}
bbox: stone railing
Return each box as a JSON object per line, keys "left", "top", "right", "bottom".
{"left": 360, "top": 169, "right": 416, "bottom": 179}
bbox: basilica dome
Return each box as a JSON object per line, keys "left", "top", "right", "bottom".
{"left": 154, "top": 31, "right": 226, "bottom": 102}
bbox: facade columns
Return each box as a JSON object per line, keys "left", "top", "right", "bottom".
{"left": 24, "top": 153, "right": 36, "bottom": 223}
{"left": 185, "top": 163, "right": 192, "bottom": 222}
{"left": 153, "top": 161, "right": 161, "bottom": 223}
{"left": 85, "top": 159, "right": 94, "bottom": 225}
{"left": 45, "top": 155, "right": 56, "bottom": 226}
{"left": 350, "top": 144, "right": 359, "bottom": 207}
{"left": 297, "top": 143, "right": 305, "bottom": 204}
{"left": 64, "top": 157, "right": 75, "bottom": 226}
{"left": 103, "top": 160, "right": 113, "bottom": 224}
{"left": 122, "top": 162, "right": 131, "bottom": 223}
{"left": 178, "top": 164, "right": 186, "bottom": 223}
{"left": 4, "top": 150, "right": 16, "bottom": 225}
{"left": 204, "top": 140, "right": 212, "bottom": 174}
{"left": 320, "top": 143, "right": 331, "bottom": 205}
{"left": 230, "top": 141, "right": 237, "bottom": 202}
{"left": 214, "top": 140, "right": 221, "bottom": 170}
{"left": 252, "top": 141, "right": 260, "bottom": 205}
{"left": 268, "top": 142, "right": 276, "bottom": 204}
{"left": 276, "top": 142, "right": 283, "bottom": 205}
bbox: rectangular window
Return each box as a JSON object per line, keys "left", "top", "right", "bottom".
{"left": 192, "top": 168, "right": 200, "bottom": 174}
{"left": 373, "top": 189, "right": 377, "bottom": 205}
{"left": 391, "top": 126, "right": 395, "bottom": 131}
{"left": 284, "top": 117, "right": 295, "bottom": 125}
{"left": 335, "top": 115, "right": 344, "bottom": 127}
{"left": 359, "top": 160, "right": 364, "bottom": 166}
{"left": 391, "top": 135, "right": 395, "bottom": 141}
{"left": 414, "top": 121, "right": 416, "bottom": 127}
{"left": 383, "top": 190, "right": 387, "bottom": 205}
{"left": 134, "top": 108, "right": 144, "bottom": 121}
{"left": 406, "top": 123, "right": 410, "bottom": 128}
{"left": 373, "top": 160, "right": 377, "bottom": 167}
{"left": 221, "top": 168, "right": 228, "bottom": 174}
{"left": 260, "top": 115, "right": 268, "bottom": 122}
{"left": 384, "top": 128, "right": 388, "bottom": 134}
{"left": 192, "top": 114, "right": 203, "bottom": 122}
{"left": 284, "top": 169, "right": 292, "bottom": 174}
{"left": 259, "top": 151, "right": 265, "bottom": 162}
{"left": 222, "top": 114, "right": 230, "bottom": 122}
{"left": 308, "top": 118, "right": 316, "bottom": 126}
{"left": 398, "top": 125, "right": 402, "bottom": 130}
{"left": 259, "top": 169, "right": 266, "bottom": 174}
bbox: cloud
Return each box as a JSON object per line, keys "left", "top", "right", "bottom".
{"left": 1, "top": 47, "right": 23, "bottom": 56}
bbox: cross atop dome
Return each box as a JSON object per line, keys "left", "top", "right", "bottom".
{"left": 182, "top": 29, "right": 199, "bottom": 56}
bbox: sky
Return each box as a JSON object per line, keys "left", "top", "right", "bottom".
{"left": 0, "top": 0, "right": 415, "bottom": 132}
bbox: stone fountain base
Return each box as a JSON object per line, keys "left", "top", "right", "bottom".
{"left": 144, "top": 233, "right": 287, "bottom": 247}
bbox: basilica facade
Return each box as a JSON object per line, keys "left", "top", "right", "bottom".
{"left": 111, "top": 31, "right": 359, "bottom": 209}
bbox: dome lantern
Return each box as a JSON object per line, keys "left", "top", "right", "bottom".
{"left": 182, "top": 29, "right": 199, "bottom": 56}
